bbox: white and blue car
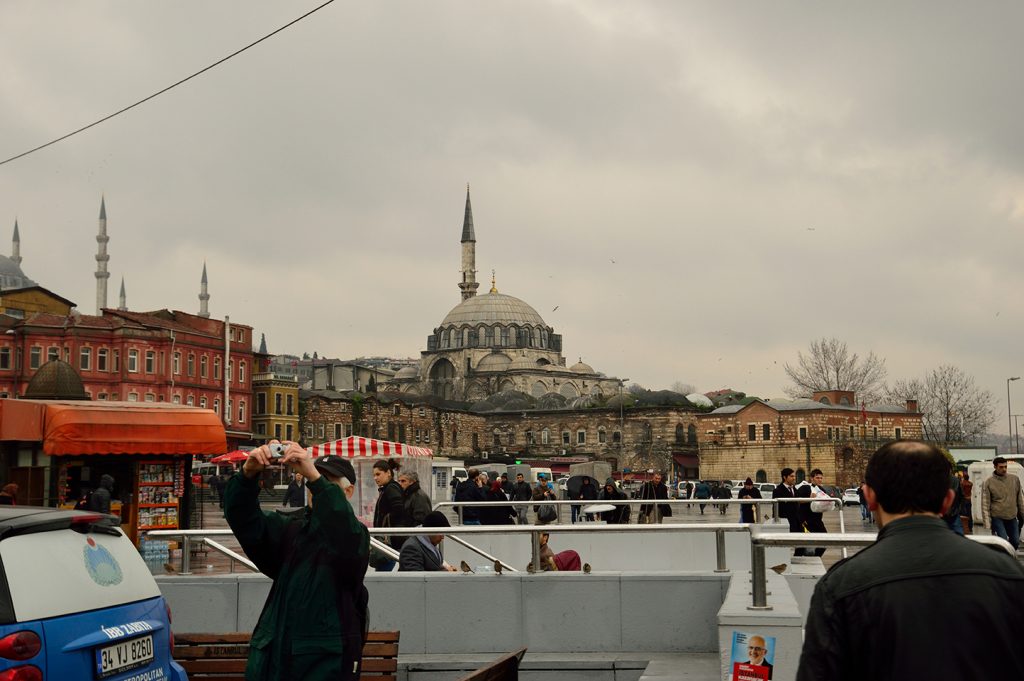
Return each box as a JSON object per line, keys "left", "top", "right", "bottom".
{"left": 0, "top": 507, "right": 187, "bottom": 681}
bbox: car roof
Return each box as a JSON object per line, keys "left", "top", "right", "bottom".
{"left": 0, "top": 506, "right": 119, "bottom": 540}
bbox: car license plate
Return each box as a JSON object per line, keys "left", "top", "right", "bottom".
{"left": 96, "top": 635, "right": 154, "bottom": 678}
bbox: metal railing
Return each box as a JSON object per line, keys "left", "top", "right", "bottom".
{"left": 746, "top": 527, "right": 1015, "bottom": 610}
{"left": 436, "top": 496, "right": 847, "bottom": 532}
{"left": 146, "top": 522, "right": 748, "bottom": 575}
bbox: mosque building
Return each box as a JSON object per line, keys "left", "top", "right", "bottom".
{"left": 386, "top": 187, "right": 623, "bottom": 402}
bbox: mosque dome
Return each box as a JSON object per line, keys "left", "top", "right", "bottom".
{"left": 570, "top": 359, "right": 594, "bottom": 374}
{"left": 394, "top": 366, "right": 419, "bottom": 380}
{"left": 24, "top": 359, "right": 89, "bottom": 400}
{"left": 0, "top": 255, "right": 35, "bottom": 290}
{"left": 439, "top": 292, "right": 547, "bottom": 329}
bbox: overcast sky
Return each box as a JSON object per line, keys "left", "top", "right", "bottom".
{"left": 2, "top": 2, "right": 1023, "bottom": 430}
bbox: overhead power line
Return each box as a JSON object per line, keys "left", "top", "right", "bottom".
{"left": 0, "top": 0, "right": 337, "bottom": 168}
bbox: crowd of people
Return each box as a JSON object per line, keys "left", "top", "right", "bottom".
{"left": 216, "top": 438, "right": 1023, "bottom": 679}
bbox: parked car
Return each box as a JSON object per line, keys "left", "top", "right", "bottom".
{"left": 758, "top": 483, "right": 775, "bottom": 495}
{"left": 0, "top": 507, "right": 187, "bottom": 680}
{"left": 842, "top": 488, "right": 861, "bottom": 505}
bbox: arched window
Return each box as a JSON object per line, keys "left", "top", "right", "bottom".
{"left": 541, "top": 428, "right": 550, "bottom": 445}
{"left": 675, "top": 424, "right": 685, "bottom": 445}
{"left": 687, "top": 424, "right": 697, "bottom": 444}
{"left": 796, "top": 468, "right": 806, "bottom": 483}
{"left": 755, "top": 469, "right": 767, "bottom": 483}
{"left": 500, "top": 326, "right": 510, "bottom": 347}
{"left": 484, "top": 326, "right": 494, "bottom": 346}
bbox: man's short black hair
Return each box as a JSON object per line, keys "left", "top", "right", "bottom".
{"left": 993, "top": 456, "right": 1007, "bottom": 466}
{"left": 781, "top": 467, "right": 794, "bottom": 479}
{"left": 810, "top": 468, "right": 823, "bottom": 477}
{"left": 865, "top": 441, "right": 951, "bottom": 514}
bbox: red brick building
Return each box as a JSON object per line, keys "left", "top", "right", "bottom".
{"left": 0, "top": 309, "right": 254, "bottom": 448}
{"left": 697, "top": 390, "right": 924, "bottom": 487}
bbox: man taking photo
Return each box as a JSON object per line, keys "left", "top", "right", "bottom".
{"left": 225, "top": 441, "right": 370, "bottom": 681}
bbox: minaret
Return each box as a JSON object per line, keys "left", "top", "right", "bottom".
{"left": 11, "top": 219, "right": 22, "bottom": 267}
{"left": 458, "top": 184, "right": 479, "bottom": 301}
{"left": 95, "top": 197, "right": 110, "bottom": 314}
{"left": 198, "top": 263, "right": 210, "bottom": 318}
{"left": 118, "top": 277, "right": 127, "bottom": 311}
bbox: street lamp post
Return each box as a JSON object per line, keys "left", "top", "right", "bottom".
{"left": 1008, "top": 377, "right": 1020, "bottom": 452}
{"left": 1014, "top": 414, "right": 1023, "bottom": 455}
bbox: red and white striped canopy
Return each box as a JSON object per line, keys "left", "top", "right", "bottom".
{"left": 307, "top": 436, "right": 432, "bottom": 459}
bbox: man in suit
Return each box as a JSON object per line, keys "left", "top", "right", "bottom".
{"left": 797, "top": 469, "right": 828, "bottom": 557}
{"left": 743, "top": 635, "right": 773, "bottom": 679}
{"left": 398, "top": 511, "right": 458, "bottom": 572}
{"left": 772, "top": 467, "right": 808, "bottom": 555}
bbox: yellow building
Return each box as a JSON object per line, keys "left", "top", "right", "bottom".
{"left": 0, "top": 286, "right": 75, "bottom": 319}
{"left": 251, "top": 371, "right": 301, "bottom": 443}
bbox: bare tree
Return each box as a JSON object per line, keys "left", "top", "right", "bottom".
{"left": 884, "top": 366, "right": 995, "bottom": 443}
{"left": 784, "top": 337, "right": 887, "bottom": 404}
{"left": 670, "top": 381, "right": 696, "bottom": 395}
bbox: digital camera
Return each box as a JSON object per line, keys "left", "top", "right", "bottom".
{"left": 269, "top": 443, "right": 287, "bottom": 458}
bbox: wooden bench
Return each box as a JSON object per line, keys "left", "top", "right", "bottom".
{"left": 454, "top": 648, "right": 527, "bottom": 681}
{"left": 173, "top": 631, "right": 399, "bottom": 681}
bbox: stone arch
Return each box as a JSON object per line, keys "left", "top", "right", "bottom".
{"left": 531, "top": 381, "right": 547, "bottom": 398}
{"left": 465, "top": 381, "right": 488, "bottom": 401}
{"left": 559, "top": 382, "right": 579, "bottom": 399}
{"left": 429, "top": 358, "right": 456, "bottom": 400}
{"left": 675, "top": 424, "right": 685, "bottom": 445}
{"left": 755, "top": 469, "right": 767, "bottom": 483}
{"left": 819, "top": 396, "right": 831, "bottom": 405}
{"left": 499, "top": 378, "right": 516, "bottom": 392}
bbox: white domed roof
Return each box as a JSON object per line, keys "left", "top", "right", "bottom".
{"left": 686, "top": 393, "right": 714, "bottom": 407}
{"left": 439, "top": 292, "right": 547, "bottom": 328}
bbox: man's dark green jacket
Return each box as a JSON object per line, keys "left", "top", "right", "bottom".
{"left": 225, "top": 473, "right": 370, "bottom": 680}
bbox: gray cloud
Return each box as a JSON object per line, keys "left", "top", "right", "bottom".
{"left": 1, "top": 1, "right": 1023, "bottom": 429}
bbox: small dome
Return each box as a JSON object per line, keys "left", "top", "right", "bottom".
{"left": 476, "top": 353, "right": 512, "bottom": 371}
{"left": 570, "top": 359, "right": 594, "bottom": 374}
{"left": 536, "top": 392, "right": 568, "bottom": 410}
{"left": 394, "top": 366, "right": 419, "bottom": 380}
{"left": 470, "top": 389, "right": 536, "bottom": 413}
{"left": 504, "top": 356, "right": 532, "bottom": 371}
{"left": 24, "top": 359, "right": 89, "bottom": 400}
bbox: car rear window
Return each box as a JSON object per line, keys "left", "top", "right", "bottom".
{"left": 1, "top": 528, "right": 159, "bottom": 622}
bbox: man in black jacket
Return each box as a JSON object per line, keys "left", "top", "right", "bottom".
{"left": 454, "top": 469, "right": 485, "bottom": 524}
{"left": 797, "top": 441, "right": 1024, "bottom": 681}
{"left": 510, "top": 473, "right": 533, "bottom": 524}
{"left": 772, "top": 468, "right": 805, "bottom": 553}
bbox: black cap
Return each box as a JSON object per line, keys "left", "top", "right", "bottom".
{"left": 314, "top": 456, "right": 356, "bottom": 485}
{"left": 422, "top": 511, "right": 450, "bottom": 528}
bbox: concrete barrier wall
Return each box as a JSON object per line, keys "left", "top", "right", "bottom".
{"left": 158, "top": 572, "right": 729, "bottom": 654}
{"left": 717, "top": 571, "right": 805, "bottom": 681}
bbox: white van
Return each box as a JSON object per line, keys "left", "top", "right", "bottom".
{"left": 530, "top": 467, "right": 553, "bottom": 484}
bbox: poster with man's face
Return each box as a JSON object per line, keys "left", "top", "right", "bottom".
{"left": 729, "top": 630, "right": 776, "bottom": 680}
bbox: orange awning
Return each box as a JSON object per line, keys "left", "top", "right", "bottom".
{"left": 0, "top": 399, "right": 227, "bottom": 456}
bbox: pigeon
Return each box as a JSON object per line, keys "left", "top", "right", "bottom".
{"left": 494, "top": 560, "right": 503, "bottom": 575}
{"left": 770, "top": 563, "right": 788, "bottom": 575}
{"left": 583, "top": 563, "right": 592, "bottom": 574}
{"left": 526, "top": 562, "right": 536, "bottom": 574}
{"left": 460, "top": 560, "right": 474, "bottom": 573}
